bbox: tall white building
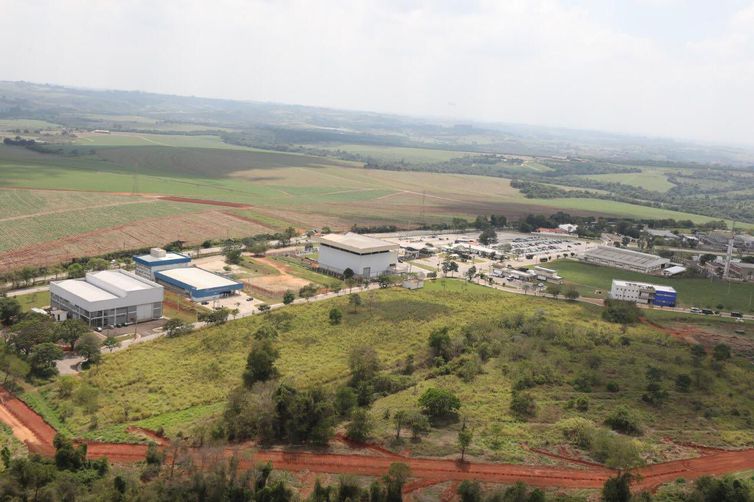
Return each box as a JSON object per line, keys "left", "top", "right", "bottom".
{"left": 50, "top": 270, "right": 164, "bottom": 328}
{"left": 318, "top": 233, "right": 398, "bottom": 278}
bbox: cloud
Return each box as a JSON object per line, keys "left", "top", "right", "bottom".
{"left": 0, "top": 0, "right": 752, "bottom": 145}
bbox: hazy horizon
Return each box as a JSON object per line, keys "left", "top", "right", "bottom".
{"left": 2, "top": 0, "right": 753, "bottom": 146}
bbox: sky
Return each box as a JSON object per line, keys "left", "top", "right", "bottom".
{"left": 1, "top": 0, "right": 753, "bottom": 145}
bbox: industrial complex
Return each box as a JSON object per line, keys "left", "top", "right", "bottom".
{"left": 317, "top": 232, "right": 398, "bottom": 278}
{"left": 50, "top": 270, "right": 164, "bottom": 328}
{"left": 155, "top": 267, "right": 243, "bottom": 300}
{"left": 134, "top": 248, "right": 191, "bottom": 280}
{"left": 581, "top": 246, "right": 670, "bottom": 274}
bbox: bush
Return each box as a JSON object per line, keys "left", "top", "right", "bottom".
{"left": 418, "top": 388, "right": 461, "bottom": 420}
{"left": 604, "top": 406, "right": 642, "bottom": 435}
{"left": 510, "top": 391, "right": 536, "bottom": 419}
{"left": 602, "top": 299, "right": 640, "bottom": 324}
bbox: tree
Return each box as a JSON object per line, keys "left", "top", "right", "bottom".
{"left": 0, "top": 297, "right": 21, "bottom": 326}
{"left": 602, "top": 472, "right": 632, "bottom": 502}
{"left": 87, "top": 258, "right": 109, "bottom": 271}
{"left": 282, "top": 290, "right": 295, "bottom": 305}
{"left": 675, "top": 374, "right": 692, "bottom": 392}
{"left": 377, "top": 274, "right": 391, "bottom": 288}
{"left": 564, "top": 287, "right": 580, "bottom": 301}
{"left": 383, "top": 463, "right": 410, "bottom": 502}
{"left": 76, "top": 333, "right": 101, "bottom": 366}
{"left": 604, "top": 406, "right": 642, "bottom": 435}
{"left": 243, "top": 340, "right": 279, "bottom": 387}
{"left": 343, "top": 268, "right": 355, "bottom": 281}
{"left": 257, "top": 303, "right": 271, "bottom": 314}
{"left": 253, "top": 325, "right": 279, "bottom": 340}
{"left": 393, "top": 410, "right": 408, "bottom": 441}
{"left": 457, "top": 480, "right": 482, "bottom": 502}
{"left": 478, "top": 227, "right": 498, "bottom": 245}
{"left": 465, "top": 265, "right": 477, "bottom": 282}
{"left": 418, "top": 388, "right": 461, "bottom": 420}
{"left": 335, "top": 386, "right": 357, "bottom": 416}
{"left": 198, "top": 308, "right": 230, "bottom": 325}
{"left": 602, "top": 299, "right": 640, "bottom": 324}
{"left": 67, "top": 263, "right": 85, "bottom": 278}
{"left": 329, "top": 307, "right": 343, "bottom": 325}
{"left": 348, "top": 293, "right": 362, "bottom": 311}
{"left": 103, "top": 336, "right": 119, "bottom": 352}
{"left": 8, "top": 317, "right": 56, "bottom": 356}
{"left": 510, "top": 391, "right": 536, "bottom": 419}
{"left": 164, "top": 318, "right": 191, "bottom": 337}
{"left": 713, "top": 343, "right": 732, "bottom": 361}
{"left": 545, "top": 283, "right": 562, "bottom": 298}
{"left": 247, "top": 240, "right": 268, "bottom": 256}
{"left": 349, "top": 345, "right": 380, "bottom": 388}
{"left": 428, "top": 326, "right": 452, "bottom": 363}
{"left": 691, "top": 344, "right": 706, "bottom": 366}
{"left": 407, "top": 411, "right": 431, "bottom": 440}
{"left": 55, "top": 319, "right": 89, "bottom": 351}
{"left": 457, "top": 420, "right": 473, "bottom": 462}
{"left": 699, "top": 253, "right": 717, "bottom": 265}
{"left": 346, "top": 408, "right": 373, "bottom": 442}
{"left": 29, "top": 342, "right": 64, "bottom": 378}
{"left": 222, "top": 240, "right": 243, "bottom": 264}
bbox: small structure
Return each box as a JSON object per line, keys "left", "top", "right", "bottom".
{"left": 730, "top": 262, "right": 754, "bottom": 281}
{"left": 532, "top": 266, "right": 562, "bottom": 282}
{"left": 558, "top": 224, "right": 578, "bottom": 234}
{"left": 645, "top": 229, "right": 679, "bottom": 241}
{"left": 318, "top": 232, "right": 398, "bottom": 278}
{"left": 581, "top": 246, "right": 670, "bottom": 274}
{"left": 661, "top": 265, "right": 687, "bottom": 277}
{"left": 134, "top": 248, "right": 191, "bottom": 280}
{"left": 50, "top": 270, "right": 164, "bottom": 328}
{"left": 402, "top": 273, "right": 425, "bottom": 290}
{"left": 535, "top": 227, "right": 569, "bottom": 235}
{"left": 609, "top": 279, "right": 677, "bottom": 307}
{"left": 155, "top": 267, "right": 243, "bottom": 301}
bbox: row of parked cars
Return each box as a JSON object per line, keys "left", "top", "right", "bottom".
{"left": 689, "top": 307, "right": 745, "bottom": 321}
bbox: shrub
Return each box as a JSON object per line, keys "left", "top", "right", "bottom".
{"left": 510, "top": 391, "right": 536, "bottom": 420}
{"left": 604, "top": 406, "right": 642, "bottom": 435}
{"left": 602, "top": 300, "right": 640, "bottom": 324}
{"left": 418, "top": 388, "right": 461, "bottom": 420}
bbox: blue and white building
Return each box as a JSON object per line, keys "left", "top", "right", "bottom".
{"left": 609, "top": 279, "right": 677, "bottom": 307}
{"left": 134, "top": 248, "right": 191, "bottom": 280}
{"left": 155, "top": 267, "right": 243, "bottom": 300}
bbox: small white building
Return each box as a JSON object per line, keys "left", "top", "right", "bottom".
{"left": 134, "top": 248, "right": 191, "bottom": 280}
{"left": 532, "top": 266, "right": 562, "bottom": 282}
{"left": 318, "top": 233, "right": 399, "bottom": 278}
{"left": 50, "top": 270, "right": 164, "bottom": 328}
{"left": 558, "top": 224, "right": 578, "bottom": 234}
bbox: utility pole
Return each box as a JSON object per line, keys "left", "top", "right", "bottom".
{"left": 723, "top": 220, "right": 735, "bottom": 280}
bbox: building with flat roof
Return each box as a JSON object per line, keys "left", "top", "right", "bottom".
{"left": 318, "top": 232, "right": 398, "bottom": 278}
{"left": 134, "top": 248, "right": 191, "bottom": 280}
{"left": 155, "top": 267, "right": 243, "bottom": 300}
{"left": 609, "top": 279, "right": 677, "bottom": 307}
{"left": 50, "top": 270, "right": 164, "bottom": 327}
{"left": 581, "top": 246, "right": 670, "bottom": 274}
{"left": 532, "top": 266, "right": 562, "bottom": 282}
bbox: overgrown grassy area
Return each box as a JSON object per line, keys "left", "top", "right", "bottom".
{"left": 27, "top": 280, "right": 754, "bottom": 467}
{"left": 12, "top": 290, "right": 50, "bottom": 312}
{"left": 550, "top": 260, "right": 754, "bottom": 313}
{"left": 584, "top": 167, "right": 676, "bottom": 193}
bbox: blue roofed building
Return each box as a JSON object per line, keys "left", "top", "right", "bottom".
{"left": 154, "top": 267, "right": 243, "bottom": 300}
{"left": 134, "top": 248, "right": 191, "bottom": 280}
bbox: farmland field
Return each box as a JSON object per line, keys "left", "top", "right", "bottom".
{"left": 26, "top": 280, "right": 754, "bottom": 465}
{"left": 549, "top": 260, "right": 754, "bottom": 312}
{"left": 584, "top": 167, "right": 676, "bottom": 192}
{"left": 0, "top": 118, "right": 62, "bottom": 130}
{"left": 317, "top": 143, "right": 469, "bottom": 163}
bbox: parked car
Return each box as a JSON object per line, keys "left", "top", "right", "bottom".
{"left": 731, "top": 311, "right": 743, "bottom": 318}
{"left": 690, "top": 308, "right": 703, "bottom": 314}
{"left": 701, "top": 309, "right": 714, "bottom": 315}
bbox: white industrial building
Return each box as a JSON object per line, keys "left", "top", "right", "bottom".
{"left": 581, "top": 246, "right": 670, "bottom": 274}
{"left": 155, "top": 267, "right": 243, "bottom": 300}
{"left": 50, "top": 270, "right": 164, "bottom": 328}
{"left": 318, "top": 233, "right": 398, "bottom": 278}
{"left": 532, "top": 266, "right": 562, "bottom": 282}
{"left": 609, "top": 279, "right": 677, "bottom": 307}
{"left": 134, "top": 248, "right": 191, "bottom": 280}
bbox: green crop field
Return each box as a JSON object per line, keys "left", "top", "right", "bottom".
{"left": 0, "top": 119, "right": 62, "bottom": 130}
{"left": 584, "top": 168, "right": 676, "bottom": 192}
{"left": 27, "top": 280, "right": 754, "bottom": 466}
{"left": 73, "top": 132, "right": 251, "bottom": 149}
{"left": 549, "top": 260, "right": 754, "bottom": 312}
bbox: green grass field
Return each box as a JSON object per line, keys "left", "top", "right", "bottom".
{"left": 584, "top": 168, "right": 676, "bottom": 192}
{"left": 12, "top": 290, "right": 50, "bottom": 312}
{"left": 27, "top": 280, "right": 754, "bottom": 465}
{"left": 549, "top": 260, "right": 754, "bottom": 312}
{"left": 0, "top": 119, "right": 62, "bottom": 130}
{"left": 73, "top": 133, "right": 252, "bottom": 149}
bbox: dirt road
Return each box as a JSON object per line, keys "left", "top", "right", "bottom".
{"left": 4, "top": 386, "right": 754, "bottom": 491}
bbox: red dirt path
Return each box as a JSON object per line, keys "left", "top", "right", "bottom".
{"left": 3, "top": 387, "right": 754, "bottom": 491}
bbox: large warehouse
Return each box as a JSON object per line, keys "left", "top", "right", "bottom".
{"left": 318, "top": 232, "right": 399, "bottom": 278}
{"left": 155, "top": 267, "right": 243, "bottom": 300}
{"left": 609, "top": 279, "right": 677, "bottom": 307}
{"left": 134, "top": 248, "right": 191, "bottom": 280}
{"left": 50, "top": 270, "right": 164, "bottom": 328}
{"left": 581, "top": 246, "right": 670, "bottom": 274}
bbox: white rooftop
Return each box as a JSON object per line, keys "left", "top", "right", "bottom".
{"left": 319, "top": 232, "right": 398, "bottom": 254}
{"left": 88, "top": 270, "right": 154, "bottom": 292}
{"left": 612, "top": 279, "right": 676, "bottom": 293}
{"left": 157, "top": 267, "right": 240, "bottom": 290}
{"left": 135, "top": 249, "right": 190, "bottom": 263}
{"left": 584, "top": 246, "right": 669, "bottom": 268}
{"left": 53, "top": 279, "right": 118, "bottom": 302}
